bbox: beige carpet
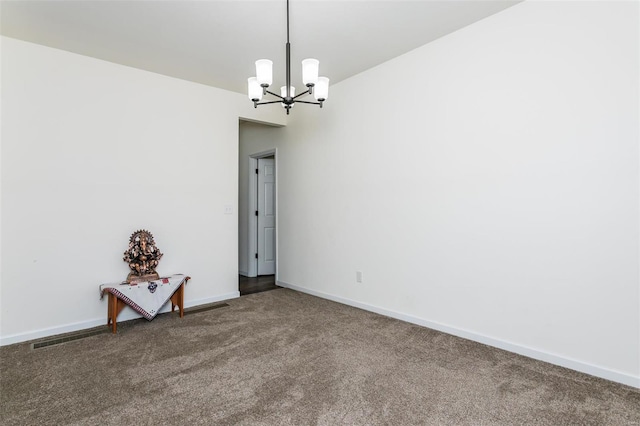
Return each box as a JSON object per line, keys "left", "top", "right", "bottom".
{"left": 1, "top": 288, "right": 639, "bottom": 425}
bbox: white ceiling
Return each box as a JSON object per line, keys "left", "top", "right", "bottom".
{"left": 0, "top": 0, "right": 521, "bottom": 95}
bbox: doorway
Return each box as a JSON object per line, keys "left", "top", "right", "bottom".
{"left": 239, "top": 152, "right": 277, "bottom": 295}
{"left": 238, "top": 120, "right": 280, "bottom": 296}
{"left": 238, "top": 147, "right": 277, "bottom": 278}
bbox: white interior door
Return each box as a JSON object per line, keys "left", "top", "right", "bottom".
{"left": 257, "top": 158, "right": 276, "bottom": 275}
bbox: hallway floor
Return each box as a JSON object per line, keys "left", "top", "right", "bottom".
{"left": 239, "top": 275, "right": 279, "bottom": 296}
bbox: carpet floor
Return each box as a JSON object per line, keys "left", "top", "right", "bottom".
{"left": 1, "top": 288, "right": 639, "bottom": 425}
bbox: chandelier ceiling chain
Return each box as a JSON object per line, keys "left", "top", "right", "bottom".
{"left": 248, "top": 0, "right": 329, "bottom": 115}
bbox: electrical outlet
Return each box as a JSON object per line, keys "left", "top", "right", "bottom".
{"left": 356, "top": 271, "right": 363, "bottom": 283}
{"left": 224, "top": 205, "right": 233, "bottom": 215}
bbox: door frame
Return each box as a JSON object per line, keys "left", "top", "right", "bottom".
{"left": 247, "top": 149, "right": 277, "bottom": 278}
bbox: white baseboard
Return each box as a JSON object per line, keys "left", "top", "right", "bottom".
{"left": 277, "top": 280, "right": 640, "bottom": 389}
{"left": 0, "top": 291, "right": 240, "bottom": 347}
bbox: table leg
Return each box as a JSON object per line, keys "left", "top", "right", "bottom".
{"left": 107, "top": 293, "right": 127, "bottom": 334}
{"left": 110, "top": 293, "right": 118, "bottom": 334}
{"left": 107, "top": 294, "right": 113, "bottom": 326}
{"left": 170, "top": 283, "right": 185, "bottom": 318}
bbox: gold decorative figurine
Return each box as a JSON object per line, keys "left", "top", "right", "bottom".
{"left": 123, "top": 230, "right": 163, "bottom": 283}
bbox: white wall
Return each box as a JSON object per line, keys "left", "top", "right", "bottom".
{"left": 275, "top": 1, "right": 640, "bottom": 387}
{"left": 0, "top": 37, "right": 284, "bottom": 344}
{"left": 238, "top": 121, "right": 281, "bottom": 277}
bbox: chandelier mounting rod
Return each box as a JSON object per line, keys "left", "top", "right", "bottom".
{"left": 286, "top": 0, "right": 291, "bottom": 101}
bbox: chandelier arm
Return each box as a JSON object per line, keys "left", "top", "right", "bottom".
{"left": 295, "top": 100, "right": 323, "bottom": 105}
{"left": 255, "top": 100, "right": 285, "bottom": 106}
{"left": 292, "top": 89, "right": 311, "bottom": 100}
{"left": 265, "top": 90, "right": 285, "bottom": 100}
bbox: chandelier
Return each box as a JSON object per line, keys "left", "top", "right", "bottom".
{"left": 248, "top": 0, "right": 329, "bottom": 115}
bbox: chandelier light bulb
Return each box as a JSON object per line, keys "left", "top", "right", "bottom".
{"left": 314, "top": 77, "right": 329, "bottom": 101}
{"left": 280, "top": 86, "right": 296, "bottom": 108}
{"left": 302, "top": 58, "right": 319, "bottom": 86}
{"left": 255, "top": 59, "right": 273, "bottom": 86}
{"left": 280, "top": 85, "right": 296, "bottom": 98}
{"left": 248, "top": 77, "right": 262, "bottom": 101}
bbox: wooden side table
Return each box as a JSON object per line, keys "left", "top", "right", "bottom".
{"left": 104, "top": 276, "right": 190, "bottom": 334}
